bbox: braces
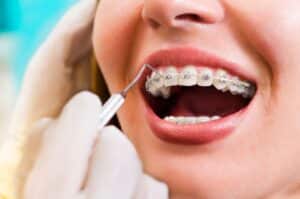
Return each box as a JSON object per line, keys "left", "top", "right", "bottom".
{"left": 145, "top": 68, "right": 255, "bottom": 98}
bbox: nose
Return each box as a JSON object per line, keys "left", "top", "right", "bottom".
{"left": 142, "top": 0, "right": 225, "bottom": 29}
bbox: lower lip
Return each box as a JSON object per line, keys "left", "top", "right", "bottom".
{"left": 144, "top": 102, "right": 248, "bottom": 145}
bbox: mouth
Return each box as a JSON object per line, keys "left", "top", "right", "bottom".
{"left": 139, "top": 47, "right": 257, "bottom": 145}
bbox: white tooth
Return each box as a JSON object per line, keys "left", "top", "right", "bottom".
{"left": 240, "top": 80, "right": 251, "bottom": 88}
{"left": 236, "top": 81, "right": 247, "bottom": 94}
{"left": 175, "top": 117, "right": 185, "bottom": 125}
{"left": 150, "top": 71, "right": 164, "bottom": 89}
{"left": 146, "top": 71, "right": 164, "bottom": 96}
{"left": 165, "top": 116, "right": 176, "bottom": 123}
{"left": 213, "top": 69, "right": 230, "bottom": 91}
{"left": 164, "top": 116, "right": 171, "bottom": 121}
{"left": 160, "top": 86, "right": 171, "bottom": 99}
{"left": 164, "top": 67, "right": 179, "bottom": 87}
{"left": 145, "top": 77, "right": 160, "bottom": 96}
{"left": 196, "top": 116, "right": 211, "bottom": 123}
{"left": 165, "top": 116, "right": 219, "bottom": 125}
{"left": 228, "top": 77, "right": 240, "bottom": 95}
{"left": 227, "top": 75, "right": 255, "bottom": 98}
{"left": 229, "top": 77, "right": 250, "bottom": 96}
{"left": 148, "top": 86, "right": 160, "bottom": 96}
{"left": 211, "top": 116, "right": 221, "bottom": 121}
{"left": 181, "top": 117, "right": 197, "bottom": 125}
{"left": 185, "top": 117, "right": 197, "bottom": 124}
{"left": 164, "top": 116, "right": 192, "bottom": 125}
{"left": 198, "top": 68, "right": 214, "bottom": 87}
{"left": 178, "top": 66, "right": 198, "bottom": 86}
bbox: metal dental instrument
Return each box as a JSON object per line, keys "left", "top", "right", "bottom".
{"left": 97, "top": 64, "right": 156, "bottom": 130}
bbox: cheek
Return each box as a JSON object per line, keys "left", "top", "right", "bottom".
{"left": 226, "top": 0, "right": 300, "bottom": 114}
{"left": 227, "top": 0, "right": 300, "bottom": 176}
{"left": 242, "top": 1, "right": 300, "bottom": 113}
{"left": 92, "top": 0, "right": 143, "bottom": 92}
{"left": 226, "top": 0, "right": 300, "bottom": 67}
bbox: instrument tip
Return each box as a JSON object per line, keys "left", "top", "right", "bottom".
{"left": 121, "top": 64, "right": 156, "bottom": 97}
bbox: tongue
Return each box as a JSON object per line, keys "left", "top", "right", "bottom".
{"left": 169, "top": 87, "right": 249, "bottom": 117}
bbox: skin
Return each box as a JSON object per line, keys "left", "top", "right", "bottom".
{"left": 93, "top": 0, "right": 300, "bottom": 198}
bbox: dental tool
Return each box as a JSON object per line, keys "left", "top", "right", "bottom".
{"left": 97, "top": 64, "right": 156, "bottom": 130}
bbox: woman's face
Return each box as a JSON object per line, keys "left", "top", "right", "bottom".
{"left": 93, "top": 1, "right": 300, "bottom": 198}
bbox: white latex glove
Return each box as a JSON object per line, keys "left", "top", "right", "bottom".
{"left": 0, "top": 0, "right": 168, "bottom": 198}
{"left": 24, "top": 92, "right": 168, "bottom": 199}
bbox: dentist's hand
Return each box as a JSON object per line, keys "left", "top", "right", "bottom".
{"left": 23, "top": 92, "right": 168, "bottom": 199}
{"left": 0, "top": 0, "right": 168, "bottom": 198}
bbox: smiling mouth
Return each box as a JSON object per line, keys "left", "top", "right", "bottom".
{"left": 145, "top": 66, "right": 255, "bottom": 122}
{"left": 139, "top": 47, "right": 257, "bottom": 145}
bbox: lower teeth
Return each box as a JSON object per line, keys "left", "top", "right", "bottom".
{"left": 164, "top": 116, "right": 221, "bottom": 125}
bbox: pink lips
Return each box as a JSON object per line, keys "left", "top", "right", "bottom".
{"left": 139, "top": 47, "right": 256, "bottom": 145}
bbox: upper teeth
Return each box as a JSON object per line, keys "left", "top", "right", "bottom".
{"left": 213, "top": 69, "right": 229, "bottom": 91}
{"left": 198, "top": 68, "right": 214, "bottom": 87}
{"left": 164, "top": 67, "right": 178, "bottom": 87}
{"left": 145, "top": 66, "right": 255, "bottom": 98}
{"left": 178, "top": 66, "right": 198, "bottom": 86}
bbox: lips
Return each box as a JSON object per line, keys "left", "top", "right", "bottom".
{"left": 138, "top": 47, "right": 257, "bottom": 145}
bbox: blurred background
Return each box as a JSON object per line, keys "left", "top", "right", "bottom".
{"left": 0, "top": 0, "right": 76, "bottom": 141}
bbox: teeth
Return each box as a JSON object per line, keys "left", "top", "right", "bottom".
{"left": 146, "top": 71, "right": 164, "bottom": 96}
{"left": 145, "top": 77, "right": 160, "bottom": 96}
{"left": 160, "top": 86, "right": 171, "bottom": 99}
{"left": 164, "top": 67, "right": 178, "bottom": 87}
{"left": 211, "top": 116, "right": 221, "bottom": 121}
{"left": 145, "top": 65, "right": 255, "bottom": 99}
{"left": 228, "top": 77, "right": 241, "bottom": 95}
{"left": 164, "top": 116, "right": 177, "bottom": 123}
{"left": 178, "top": 66, "right": 198, "bottom": 86}
{"left": 198, "top": 67, "right": 214, "bottom": 87}
{"left": 164, "top": 116, "right": 221, "bottom": 125}
{"left": 196, "top": 116, "right": 210, "bottom": 123}
{"left": 228, "top": 77, "right": 255, "bottom": 97}
{"left": 151, "top": 71, "right": 164, "bottom": 88}
{"left": 213, "top": 69, "right": 229, "bottom": 91}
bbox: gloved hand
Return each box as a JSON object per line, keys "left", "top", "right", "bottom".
{"left": 24, "top": 92, "right": 168, "bottom": 199}
{"left": 0, "top": 0, "right": 168, "bottom": 198}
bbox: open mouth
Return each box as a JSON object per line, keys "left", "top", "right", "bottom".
{"left": 139, "top": 48, "right": 257, "bottom": 145}
{"left": 144, "top": 66, "right": 255, "bottom": 124}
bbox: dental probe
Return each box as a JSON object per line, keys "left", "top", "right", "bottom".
{"left": 97, "top": 64, "right": 156, "bottom": 130}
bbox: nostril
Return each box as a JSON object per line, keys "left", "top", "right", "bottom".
{"left": 175, "top": 13, "right": 209, "bottom": 24}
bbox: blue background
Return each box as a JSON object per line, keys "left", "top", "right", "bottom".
{"left": 0, "top": 0, "right": 76, "bottom": 86}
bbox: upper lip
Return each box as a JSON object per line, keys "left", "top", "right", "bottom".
{"left": 138, "top": 46, "right": 256, "bottom": 89}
